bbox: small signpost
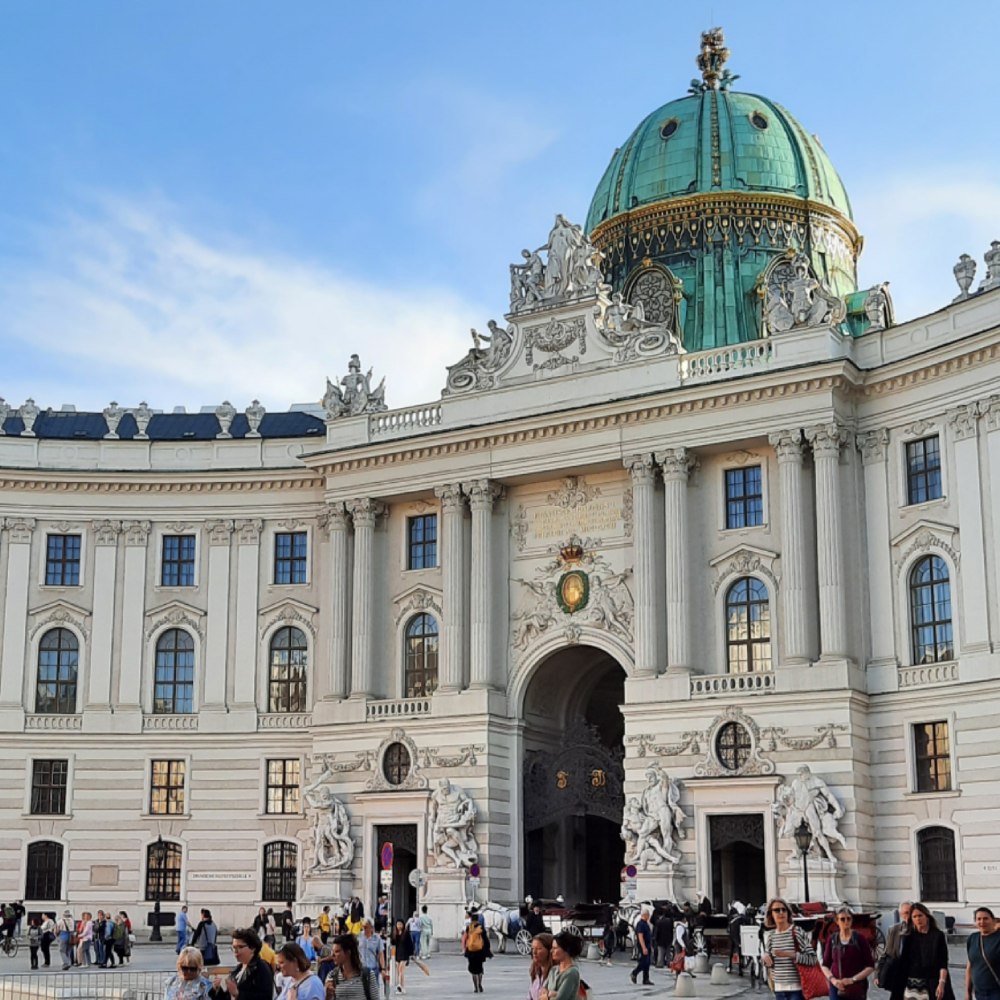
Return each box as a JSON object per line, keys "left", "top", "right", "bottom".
{"left": 381, "top": 842, "right": 395, "bottom": 1000}
{"left": 380, "top": 842, "right": 394, "bottom": 870}
{"left": 621, "top": 864, "right": 638, "bottom": 900}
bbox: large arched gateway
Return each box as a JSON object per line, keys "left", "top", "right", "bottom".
{"left": 521, "top": 645, "right": 626, "bottom": 904}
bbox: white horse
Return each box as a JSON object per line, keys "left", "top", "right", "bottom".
{"left": 478, "top": 901, "right": 528, "bottom": 954}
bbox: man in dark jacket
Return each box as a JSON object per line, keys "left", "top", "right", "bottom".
{"left": 654, "top": 910, "right": 675, "bottom": 968}
{"left": 630, "top": 907, "right": 653, "bottom": 986}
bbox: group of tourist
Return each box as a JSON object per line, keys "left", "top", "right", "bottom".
{"left": 17, "top": 908, "right": 134, "bottom": 970}
{"left": 759, "top": 897, "right": 1000, "bottom": 1000}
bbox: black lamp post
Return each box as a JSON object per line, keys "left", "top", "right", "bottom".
{"left": 794, "top": 820, "right": 813, "bottom": 903}
{"left": 150, "top": 835, "right": 166, "bottom": 942}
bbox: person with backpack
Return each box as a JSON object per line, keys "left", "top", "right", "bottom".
{"left": 820, "top": 907, "right": 875, "bottom": 1000}
{"left": 461, "top": 906, "right": 492, "bottom": 993}
{"left": 56, "top": 909, "right": 76, "bottom": 970}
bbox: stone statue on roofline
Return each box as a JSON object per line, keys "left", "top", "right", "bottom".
{"left": 322, "top": 354, "right": 387, "bottom": 418}
{"left": 759, "top": 251, "right": 846, "bottom": 335}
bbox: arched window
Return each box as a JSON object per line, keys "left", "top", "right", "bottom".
{"left": 268, "top": 627, "right": 308, "bottom": 713}
{"left": 262, "top": 842, "right": 297, "bottom": 902}
{"left": 35, "top": 628, "right": 79, "bottom": 714}
{"left": 25, "top": 841, "right": 63, "bottom": 900}
{"left": 404, "top": 613, "right": 439, "bottom": 698}
{"left": 917, "top": 826, "right": 958, "bottom": 901}
{"left": 725, "top": 577, "right": 771, "bottom": 673}
{"left": 145, "top": 840, "right": 182, "bottom": 901}
{"left": 910, "top": 556, "right": 954, "bottom": 664}
{"left": 154, "top": 629, "right": 195, "bottom": 714}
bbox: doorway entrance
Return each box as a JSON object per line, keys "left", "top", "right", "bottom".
{"left": 708, "top": 814, "right": 766, "bottom": 908}
{"left": 374, "top": 824, "right": 417, "bottom": 925}
{"left": 522, "top": 645, "right": 626, "bottom": 904}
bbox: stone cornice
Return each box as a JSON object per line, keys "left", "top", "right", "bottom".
{"left": 0, "top": 472, "right": 323, "bottom": 494}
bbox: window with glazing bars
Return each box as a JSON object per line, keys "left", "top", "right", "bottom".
{"left": 274, "top": 532, "right": 307, "bottom": 584}
{"left": 150, "top": 760, "right": 186, "bottom": 815}
{"left": 266, "top": 759, "right": 301, "bottom": 814}
{"left": 914, "top": 721, "right": 952, "bottom": 792}
{"left": 31, "top": 759, "right": 68, "bottom": 814}
{"left": 724, "top": 466, "right": 764, "bottom": 528}
{"left": 407, "top": 515, "right": 437, "bottom": 569}
{"left": 906, "top": 436, "right": 943, "bottom": 504}
{"left": 45, "top": 534, "right": 81, "bottom": 586}
{"left": 162, "top": 535, "right": 196, "bottom": 586}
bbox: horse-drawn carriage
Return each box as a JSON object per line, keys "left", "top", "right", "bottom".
{"left": 477, "top": 899, "right": 613, "bottom": 955}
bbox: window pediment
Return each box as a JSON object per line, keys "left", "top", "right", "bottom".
{"left": 29, "top": 600, "right": 91, "bottom": 641}
{"left": 144, "top": 600, "right": 205, "bottom": 641}
{"left": 891, "top": 520, "right": 959, "bottom": 577}
{"left": 258, "top": 598, "right": 318, "bottom": 639}
{"left": 710, "top": 544, "right": 780, "bottom": 594}
{"left": 393, "top": 585, "right": 443, "bottom": 627}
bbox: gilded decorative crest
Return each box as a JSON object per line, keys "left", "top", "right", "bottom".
{"left": 557, "top": 570, "right": 589, "bottom": 613}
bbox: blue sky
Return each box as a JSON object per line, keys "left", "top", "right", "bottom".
{"left": 1, "top": 1, "right": 998, "bottom": 412}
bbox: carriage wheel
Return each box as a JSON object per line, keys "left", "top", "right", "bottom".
{"left": 565, "top": 924, "right": 583, "bottom": 937}
{"left": 874, "top": 926, "right": 886, "bottom": 960}
{"left": 515, "top": 929, "right": 532, "bottom": 956}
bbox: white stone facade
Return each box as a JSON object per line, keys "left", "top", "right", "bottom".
{"left": 2, "top": 277, "right": 1000, "bottom": 933}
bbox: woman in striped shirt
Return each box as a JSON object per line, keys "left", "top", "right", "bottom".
{"left": 762, "top": 898, "right": 818, "bottom": 1000}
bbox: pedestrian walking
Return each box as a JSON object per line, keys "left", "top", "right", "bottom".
{"left": 461, "top": 908, "right": 492, "bottom": 994}
{"left": 56, "top": 909, "right": 75, "bottom": 970}
{"left": 654, "top": 909, "right": 674, "bottom": 969}
{"left": 539, "top": 931, "right": 584, "bottom": 1000}
{"left": 275, "top": 943, "right": 325, "bottom": 1000}
{"left": 358, "top": 919, "right": 387, "bottom": 988}
{"left": 407, "top": 912, "right": 422, "bottom": 958}
{"left": 529, "top": 933, "right": 554, "bottom": 1000}
{"left": 297, "top": 920, "right": 317, "bottom": 963}
{"left": 210, "top": 927, "right": 274, "bottom": 1000}
{"left": 762, "top": 896, "right": 818, "bottom": 1000}
{"left": 281, "top": 903, "right": 296, "bottom": 943}
{"left": 324, "top": 934, "right": 381, "bottom": 1000}
{"left": 165, "top": 947, "right": 213, "bottom": 1000}
{"left": 899, "top": 903, "right": 953, "bottom": 1000}
{"left": 76, "top": 911, "right": 94, "bottom": 967}
{"left": 192, "top": 909, "right": 220, "bottom": 967}
{"left": 965, "top": 907, "right": 1000, "bottom": 1000}
{"left": 28, "top": 916, "right": 40, "bottom": 969}
{"left": 630, "top": 906, "right": 653, "bottom": 985}
{"left": 819, "top": 906, "right": 875, "bottom": 1000}
{"left": 177, "top": 906, "right": 190, "bottom": 955}
{"left": 319, "top": 907, "right": 331, "bottom": 945}
{"left": 113, "top": 913, "right": 131, "bottom": 965}
{"left": 878, "top": 902, "right": 913, "bottom": 1000}
{"left": 419, "top": 907, "right": 433, "bottom": 959}
{"left": 39, "top": 912, "right": 56, "bottom": 968}
{"left": 600, "top": 919, "right": 616, "bottom": 967}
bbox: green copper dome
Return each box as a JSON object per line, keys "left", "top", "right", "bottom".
{"left": 585, "top": 31, "right": 863, "bottom": 352}
{"left": 586, "top": 91, "right": 853, "bottom": 231}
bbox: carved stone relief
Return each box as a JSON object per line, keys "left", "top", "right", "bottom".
{"left": 758, "top": 251, "right": 847, "bottom": 334}
{"left": 365, "top": 728, "right": 428, "bottom": 792}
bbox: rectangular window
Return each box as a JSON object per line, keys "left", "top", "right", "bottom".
{"left": 265, "top": 759, "right": 301, "bottom": 815}
{"left": 407, "top": 514, "right": 438, "bottom": 570}
{"left": 274, "top": 532, "right": 308, "bottom": 585}
{"left": 30, "top": 759, "right": 68, "bottom": 815}
{"left": 906, "top": 436, "right": 943, "bottom": 505}
{"left": 45, "top": 534, "right": 81, "bottom": 586}
{"left": 913, "top": 721, "right": 952, "bottom": 792}
{"left": 161, "top": 535, "right": 196, "bottom": 587}
{"left": 725, "top": 467, "right": 764, "bottom": 529}
{"left": 150, "top": 760, "right": 186, "bottom": 815}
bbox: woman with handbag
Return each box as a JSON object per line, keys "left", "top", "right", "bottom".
{"left": 900, "top": 903, "right": 952, "bottom": 1000}
{"left": 192, "top": 909, "right": 221, "bottom": 967}
{"left": 762, "top": 897, "right": 820, "bottom": 1000}
{"left": 820, "top": 907, "right": 875, "bottom": 1000}
{"left": 965, "top": 907, "right": 1000, "bottom": 1000}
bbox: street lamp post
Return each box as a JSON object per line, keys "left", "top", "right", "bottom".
{"left": 794, "top": 820, "right": 813, "bottom": 903}
{"left": 150, "top": 835, "right": 166, "bottom": 942}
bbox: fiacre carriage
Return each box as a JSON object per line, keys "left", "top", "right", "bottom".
{"left": 478, "top": 899, "right": 613, "bottom": 955}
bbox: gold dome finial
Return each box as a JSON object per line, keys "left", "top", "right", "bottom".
{"left": 693, "top": 27, "right": 738, "bottom": 92}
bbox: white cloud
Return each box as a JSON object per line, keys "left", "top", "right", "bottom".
{"left": 853, "top": 168, "right": 1000, "bottom": 321}
{"left": 0, "top": 196, "right": 487, "bottom": 413}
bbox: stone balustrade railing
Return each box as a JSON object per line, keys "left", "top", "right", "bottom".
{"left": 690, "top": 672, "right": 775, "bottom": 697}
{"left": 258, "top": 712, "right": 312, "bottom": 730}
{"left": 679, "top": 340, "right": 774, "bottom": 382}
{"left": 369, "top": 404, "right": 443, "bottom": 438}
{"left": 142, "top": 714, "right": 198, "bottom": 731}
{"left": 25, "top": 713, "right": 83, "bottom": 730}
{"left": 366, "top": 697, "right": 432, "bottom": 720}
{"left": 898, "top": 661, "right": 958, "bottom": 689}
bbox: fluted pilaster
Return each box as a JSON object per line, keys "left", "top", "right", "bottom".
{"left": 324, "top": 503, "right": 352, "bottom": 699}
{"left": 348, "top": 498, "right": 385, "bottom": 698}
{"left": 656, "top": 447, "right": 695, "bottom": 672}
{"left": 434, "top": 484, "right": 467, "bottom": 692}
{"left": 465, "top": 480, "right": 503, "bottom": 689}
{"left": 625, "top": 454, "right": 658, "bottom": 676}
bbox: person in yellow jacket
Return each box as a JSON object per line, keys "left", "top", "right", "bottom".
{"left": 318, "top": 908, "right": 331, "bottom": 945}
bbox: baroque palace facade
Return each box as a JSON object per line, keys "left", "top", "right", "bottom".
{"left": 2, "top": 32, "right": 1000, "bottom": 934}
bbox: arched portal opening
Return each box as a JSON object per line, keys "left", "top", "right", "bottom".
{"left": 521, "top": 645, "right": 626, "bottom": 904}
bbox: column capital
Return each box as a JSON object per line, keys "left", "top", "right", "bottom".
{"left": 2, "top": 517, "right": 35, "bottom": 543}
{"left": 768, "top": 429, "right": 806, "bottom": 463}
{"left": 204, "top": 519, "right": 234, "bottom": 545}
{"left": 234, "top": 518, "right": 263, "bottom": 544}
{"left": 434, "top": 483, "right": 466, "bottom": 513}
{"left": 856, "top": 428, "right": 889, "bottom": 465}
{"left": 91, "top": 519, "right": 122, "bottom": 546}
{"left": 805, "top": 421, "right": 850, "bottom": 459}
{"left": 947, "top": 401, "right": 983, "bottom": 441}
{"left": 320, "top": 501, "right": 351, "bottom": 533}
{"left": 624, "top": 453, "right": 656, "bottom": 485}
{"left": 463, "top": 479, "right": 504, "bottom": 510}
{"left": 347, "top": 497, "right": 386, "bottom": 528}
{"left": 121, "top": 520, "right": 151, "bottom": 546}
{"left": 655, "top": 447, "right": 696, "bottom": 481}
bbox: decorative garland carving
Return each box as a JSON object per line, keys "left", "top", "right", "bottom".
{"left": 310, "top": 750, "right": 375, "bottom": 775}
{"left": 145, "top": 603, "right": 206, "bottom": 641}
{"left": 546, "top": 476, "right": 600, "bottom": 509}
{"left": 892, "top": 524, "right": 961, "bottom": 577}
{"left": 626, "top": 732, "right": 702, "bottom": 758}
{"left": 510, "top": 505, "right": 528, "bottom": 551}
{"left": 711, "top": 546, "right": 780, "bottom": 594}
{"left": 417, "top": 745, "right": 485, "bottom": 768}
{"left": 393, "top": 589, "right": 443, "bottom": 628}
{"left": 29, "top": 601, "right": 92, "bottom": 642}
{"left": 258, "top": 601, "right": 318, "bottom": 639}
{"left": 759, "top": 723, "right": 848, "bottom": 752}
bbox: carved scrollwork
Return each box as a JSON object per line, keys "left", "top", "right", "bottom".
{"left": 417, "top": 745, "right": 486, "bottom": 769}
{"left": 393, "top": 588, "right": 443, "bottom": 628}
{"left": 711, "top": 546, "right": 780, "bottom": 594}
{"left": 694, "top": 706, "right": 775, "bottom": 778}
{"left": 523, "top": 316, "right": 587, "bottom": 370}
{"left": 758, "top": 250, "right": 847, "bottom": 335}
{"left": 547, "top": 475, "right": 601, "bottom": 509}
{"left": 309, "top": 750, "right": 375, "bottom": 775}
{"left": 759, "top": 723, "right": 848, "bottom": 752}
{"left": 145, "top": 603, "right": 205, "bottom": 641}
{"left": 258, "top": 601, "right": 318, "bottom": 639}
{"left": 626, "top": 732, "right": 702, "bottom": 758}
{"left": 365, "top": 728, "right": 428, "bottom": 792}
{"left": 29, "top": 601, "right": 92, "bottom": 642}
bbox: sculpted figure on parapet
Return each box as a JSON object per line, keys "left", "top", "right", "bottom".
{"left": 773, "top": 764, "right": 847, "bottom": 862}
{"left": 302, "top": 768, "right": 355, "bottom": 872}
{"left": 620, "top": 762, "right": 686, "bottom": 868}
{"left": 322, "top": 354, "right": 387, "bottom": 418}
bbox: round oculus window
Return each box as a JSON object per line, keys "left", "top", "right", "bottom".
{"left": 715, "top": 721, "right": 752, "bottom": 772}
{"left": 749, "top": 111, "right": 769, "bottom": 130}
{"left": 660, "top": 118, "right": 679, "bottom": 140}
{"left": 382, "top": 742, "right": 411, "bottom": 786}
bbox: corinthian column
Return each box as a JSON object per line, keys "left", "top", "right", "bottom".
{"left": 768, "top": 430, "right": 810, "bottom": 664}
{"left": 464, "top": 480, "right": 503, "bottom": 690}
{"left": 624, "top": 454, "right": 658, "bottom": 677}
{"left": 348, "top": 498, "right": 384, "bottom": 699}
{"left": 805, "top": 422, "right": 849, "bottom": 659}
{"left": 323, "top": 503, "right": 352, "bottom": 699}
{"left": 656, "top": 447, "right": 695, "bottom": 672}
{"left": 434, "top": 484, "right": 467, "bottom": 692}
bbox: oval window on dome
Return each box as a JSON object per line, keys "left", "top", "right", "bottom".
{"left": 659, "top": 118, "right": 680, "bottom": 140}
{"left": 749, "top": 111, "right": 769, "bottom": 131}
